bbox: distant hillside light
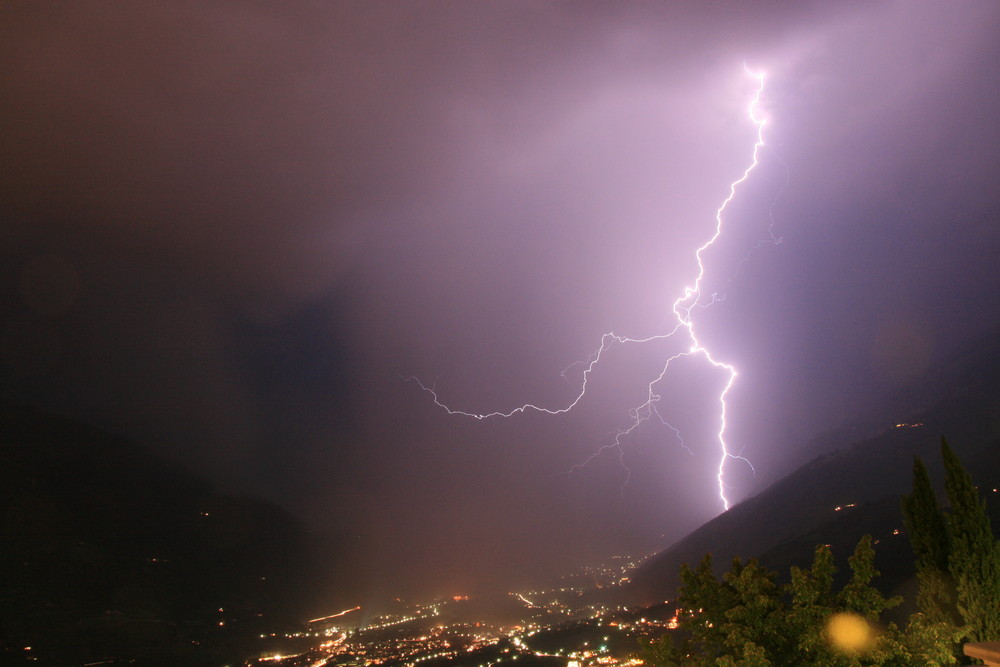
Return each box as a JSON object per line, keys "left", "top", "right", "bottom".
{"left": 825, "top": 612, "right": 873, "bottom": 652}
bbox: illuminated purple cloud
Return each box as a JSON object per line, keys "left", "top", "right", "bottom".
{"left": 1, "top": 0, "right": 998, "bottom": 599}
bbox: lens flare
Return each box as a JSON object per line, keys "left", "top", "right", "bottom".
{"left": 826, "top": 612, "right": 874, "bottom": 652}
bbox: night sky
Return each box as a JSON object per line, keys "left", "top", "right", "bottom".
{"left": 2, "top": 1, "right": 998, "bottom": 603}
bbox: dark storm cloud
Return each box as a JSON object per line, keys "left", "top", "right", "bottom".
{"left": 1, "top": 0, "right": 998, "bottom": 602}
{"left": 0, "top": 0, "right": 858, "bottom": 307}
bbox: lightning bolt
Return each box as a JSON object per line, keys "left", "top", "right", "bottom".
{"left": 409, "top": 67, "right": 772, "bottom": 512}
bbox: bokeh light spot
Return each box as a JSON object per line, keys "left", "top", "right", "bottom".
{"left": 826, "top": 612, "right": 873, "bottom": 652}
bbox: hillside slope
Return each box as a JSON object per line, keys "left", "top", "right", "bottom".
{"left": 628, "top": 336, "right": 1000, "bottom": 605}
{"left": 0, "top": 403, "right": 314, "bottom": 665}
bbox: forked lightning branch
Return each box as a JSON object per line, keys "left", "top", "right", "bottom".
{"left": 410, "top": 67, "right": 773, "bottom": 512}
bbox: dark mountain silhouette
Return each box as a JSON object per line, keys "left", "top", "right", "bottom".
{"left": 627, "top": 330, "right": 1000, "bottom": 608}
{"left": 0, "top": 402, "right": 316, "bottom": 666}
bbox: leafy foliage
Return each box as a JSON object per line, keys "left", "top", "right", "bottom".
{"left": 902, "top": 437, "right": 1000, "bottom": 645}
{"left": 941, "top": 438, "right": 1000, "bottom": 642}
{"left": 642, "top": 536, "right": 959, "bottom": 666}
{"left": 901, "top": 454, "right": 957, "bottom": 626}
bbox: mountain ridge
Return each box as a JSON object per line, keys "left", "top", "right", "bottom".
{"left": 0, "top": 400, "right": 317, "bottom": 665}
{"left": 626, "top": 330, "right": 1000, "bottom": 606}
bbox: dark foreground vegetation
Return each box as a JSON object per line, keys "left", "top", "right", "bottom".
{"left": 639, "top": 438, "right": 1000, "bottom": 665}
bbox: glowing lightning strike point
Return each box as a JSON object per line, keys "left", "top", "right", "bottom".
{"left": 408, "top": 67, "right": 771, "bottom": 513}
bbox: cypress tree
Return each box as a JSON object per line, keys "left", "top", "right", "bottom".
{"left": 941, "top": 437, "right": 1000, "bottom": 642}
{"left": 901, "top": 455, "right": 956, "bottom": 624}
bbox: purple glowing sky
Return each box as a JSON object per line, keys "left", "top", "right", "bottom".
{"left": 2, "top": 1, "right": 998, "bottom": 601}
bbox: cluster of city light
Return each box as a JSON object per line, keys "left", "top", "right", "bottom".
{"left": 411, "top": 67, "right": 775, "bottom": 511}
{"left": 254, "top": 551, "right": 671, "bottom": 665}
